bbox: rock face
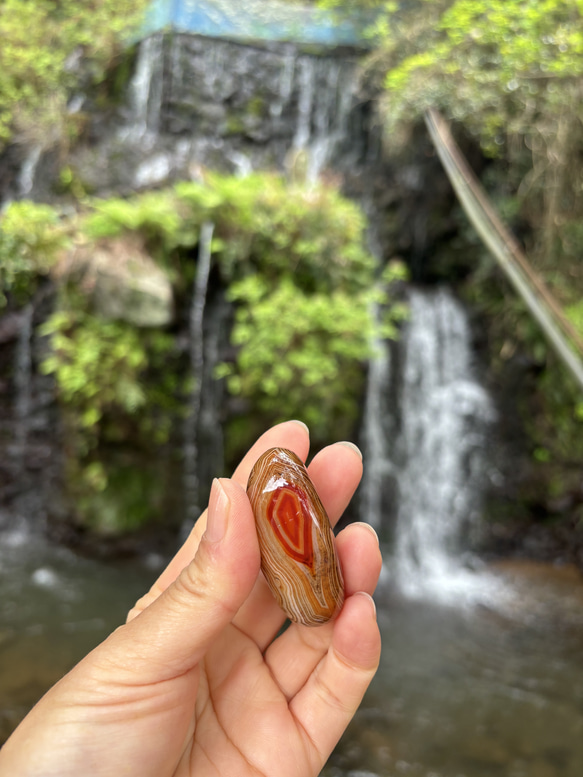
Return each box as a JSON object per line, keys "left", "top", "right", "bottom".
{"left": 59, "top": 234, "right": 174, "bottom": 327}
{"left": 70, "top": 33, "right": 380, "bottom": 195}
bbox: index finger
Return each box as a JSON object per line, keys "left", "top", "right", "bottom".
{"left": 127, "top": 420, "right": 310, "bottom": 620}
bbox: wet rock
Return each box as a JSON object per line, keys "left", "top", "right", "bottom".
{"left": 67, "top": 33, "right": 378, "bottom": 194}
{"left": 529, "top": 758, "right": 559, "bottom": 777}
{"left": 464, "top": 736, "right": 511, "bottom": 767}
{"left": 57, "top": 234, "right": 173, "bottom": 327}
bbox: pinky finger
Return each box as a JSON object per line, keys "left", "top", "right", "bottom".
{"left": 289, "top": 592, "right": 381, "bottom": 766}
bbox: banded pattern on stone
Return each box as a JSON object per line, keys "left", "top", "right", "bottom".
{"left": 247, "top": 447, "right": 344, "bottom": 626}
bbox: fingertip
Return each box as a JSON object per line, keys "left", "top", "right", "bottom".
{"left": 348, "top": 521, "right": 379, "bottom": 544}
{"left": 288, "top": 419, "right": 310, "bottom": 436}
{"left": 307, "top": 442, "right": 363, "bottom": 527}
{"left": 209, "top": 477, "right": 260, "bottom": 567}
{"left": 351, "top": 591, "right": 377, "bottom": 620}
{"left": 232, "top": 421, "right": 311, "bottom": 486}
{"left": 337, "top": 440, "right": 362, "bottom": 460}
{"left": 336, "top": 522, "right": 383, "bottom": 598}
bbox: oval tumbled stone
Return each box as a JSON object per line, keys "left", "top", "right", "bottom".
{"left": 247, "top": 447, "right": 344, "bottom": 626}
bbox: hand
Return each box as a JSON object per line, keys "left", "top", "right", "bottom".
{"left": 0, "top": 421, "right": 382, "bottom": 777}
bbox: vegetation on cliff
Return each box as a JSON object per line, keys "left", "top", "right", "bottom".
{"left": 0, "top": 0, "right": 147, "bottom": 150}
{"left": 2, "top": 0, "right": 582, "bottom": 536}
{"left": 0, "top": 174, "right": 405, "bottom": 534}
{"left": 327, "top": 0, "right": 583, "bottom": 521}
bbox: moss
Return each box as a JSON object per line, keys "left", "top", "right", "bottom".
{"left": 245, "top": 95, "right": 266, "bottom": 119}
{"left": 71, "top": 453, "right": 169, "bottom": 535}
{"left": 223, "top": 116, "right": 246, "bottom": 136}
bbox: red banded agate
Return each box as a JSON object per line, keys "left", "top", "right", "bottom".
{"left": 246, "top": 447, "right": 344, "bottom": 626}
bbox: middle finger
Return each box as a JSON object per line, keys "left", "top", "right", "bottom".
{"left": 231, "top": 440, "right": 363, "bottom": 648}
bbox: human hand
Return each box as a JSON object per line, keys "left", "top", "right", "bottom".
{"left": 0, "top": 420, "right": 382, "bottom": 777}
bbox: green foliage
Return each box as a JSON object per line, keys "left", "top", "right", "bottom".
{"left": 75, "top": 456, "right": 167, "bottom": 535}
{"left": 178, "top": 173, "right": 397, "bottom": 438}
{"left": 39, "top": 310, "right": 148, "bottom": 449}
{"left": 37, "top": 300, "right": 181, "bottom": 531}
{"left": 84, "top": 192, "right": 184, "bottom": 245}
{"left": 15, "top": 171, "right": 406, "bottom": 530}
{"left": 76, "top": 175, "right": 403, "bottom": 445}
{"left": 39, "top": 304, "right": 181, "bottom": 446}
{"left": 368, "top": 0, "right": 583, "bottom": 287}
{"left": 526, "top": 361, "right": 583, "bottom": 499}
{"left": 0, "top": 0, "right": 147, "bottom": 148}
{"left": 0, "top": 200, "right": 68, "bottom": 306}
{"left": 368, "top": 0, "right": 582, "bottom": 151}
{"left": 565, "top": 300, "right": 583, "bottom": 340}
{"left": 221, "top": 276, "right": 375, "bottom": 435}
{"left": 175, "top": 172, "right": 375, "bottom": 290}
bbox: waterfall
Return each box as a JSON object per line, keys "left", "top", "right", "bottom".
{"left": 271, "top": 46, "right": 296, "bottom": 118}
{"left": 292, "top": 55, "right": 357, "bottom": 183}
{"left": 395, "top": 288, "right": 496, "bottom": 600}
{"left": 97, "top": 32, "right": 374, "bottom": 195}
{"left": 122, "top": 34, "right": 164, "bottom": 143}
{"left": 18, "top": 146, "right": 42, "bottom": 198}
{"left": 183, "top": 222, "right": 214, "bottom": 524}
{"left": 363, "top": 287, "right": 498, "bottom": 603}
{"left": 13, "top": 304, "right": 34, "bottom": 478}
{"left": 293, "top": 56, "right": 316, "bottom": 151}
{"left": 360, "top": 332, "right": 393, "bottom": 532}
{"left": 359, "top": 207, "right": 397, "bottom": 534}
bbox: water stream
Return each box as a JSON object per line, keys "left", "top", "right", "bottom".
{"left": 362, "top": 287, "right": 499, "bottom": 604}
{"left": 183, "top": 221, "right": 215, "bottom": 523}
{"left": 13, "top": 304, "right": 33, "bottom": 481}
{"left": 393, "top": 288, "right": 496, "bottom": 603}
{"left": 323, "top": 562, "right": 583, "bottom": 777}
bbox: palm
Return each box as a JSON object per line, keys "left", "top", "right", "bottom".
{"left": 186, "top": 625, "right": 316, "bottom": 777}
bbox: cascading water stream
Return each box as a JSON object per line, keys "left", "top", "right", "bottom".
{"left": 114, "top": 33, "right": 363, "bottom": 190}
{"left": 359, "top": 204, "right": 396, "bottom": 534}
{"left": 394, "top": 288, "right": 495, "bottom": 601}
{"left": 183, "top": 222, "right": 214, "bottom": 523}
{"left": 13, "top": 304, "right": 34, "bottom": 482}
{"left": 292, "top": 55, "right": 357, "bottom": 183}
{"left": 17, "top": 146, "right": 43, "bottom": 198}
{"left": 362, "top": 286, "right": 500, "bottom": 603}
{"left": 360, "top": 330, "right": 392, "bottom": 533}
{"left": 122, "top": 33, "right": 164, "bottom": 144}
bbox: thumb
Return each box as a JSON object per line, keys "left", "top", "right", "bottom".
{"left": 102, "top": 478, "right": 261, "bottom": 682}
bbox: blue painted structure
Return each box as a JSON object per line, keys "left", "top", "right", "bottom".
{"left": 139, "top": 0, "right": 374, "bottom": 48}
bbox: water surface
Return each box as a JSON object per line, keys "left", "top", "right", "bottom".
{"left": 324, "top": 561, "right": 583, "bottom": 777}
{"left": 0, "top": 527, "right": 158, "bottom": 742}
{"left": 2, "top": 532, "right": 583, "bottom": 777}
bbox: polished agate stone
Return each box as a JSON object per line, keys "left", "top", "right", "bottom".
{"left": 247, "top": 447, "right": 344, "bottom": 626}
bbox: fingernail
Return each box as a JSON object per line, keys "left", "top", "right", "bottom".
{"left": 354, "top": 591, "right": 377, "bottom": 618}
{"left": 205, "top": 478, "right": 230, "bottom": 543}
{"left": 289, "top": 419, "right": 309, "bottom": 434}
{"left": 351, "top": 521, "right": 379, "bottom": 544}
{"left": 338, "top": 440, "right": 362, "bottom": 459}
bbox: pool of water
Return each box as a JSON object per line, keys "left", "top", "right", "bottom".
{"left": 0, "top": 526, "right": 160, "bottom": 743}
{"left": 325, "top": 560, "right": 583, "bottom": 777}
{"left": 2, "top": 530, "right": 583, "bottom": 777}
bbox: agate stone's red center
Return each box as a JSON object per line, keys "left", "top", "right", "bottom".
{"left": 267, "top": 486, "right": 314, "bottom": 568}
